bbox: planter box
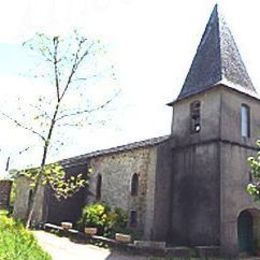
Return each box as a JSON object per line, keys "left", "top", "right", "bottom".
{"left": 115, "top": 233, "right": 132, "bottom": 243}
{"left": 84, "top": 227, "right": 98, "bottom": 236}
{"left": 61, "top": 222, "right": 72, "bottom": 230}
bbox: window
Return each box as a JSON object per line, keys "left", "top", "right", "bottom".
{"left": 190, "top": 101, "right": 201, "bottom": 133}
{"left": 129, "top": 210, "right": 137, "bottom": 227}
{"left": 241, "top": 104, "right": 250, "bottom": 137}
{"left": 27, "top": 189, "right": 33, "bottom": 208}
{"left": 96, "top": 175, "right": 102, "bottom": 200}
{"left": 130, "top": 173, "right": 139, "bottom": 196}
{"left": 248, "top": 171, "right": 253, "bottom": 182}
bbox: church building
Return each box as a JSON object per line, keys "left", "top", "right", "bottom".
{"left": 14, "top": 4, "right": 260, "bottom": 256}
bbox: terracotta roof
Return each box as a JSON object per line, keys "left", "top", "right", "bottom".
{"left": 170, "top": 4, "right": 258, "bottom": 104}
{"left": 60, "top": 135, "right": 169, "bottom": 167}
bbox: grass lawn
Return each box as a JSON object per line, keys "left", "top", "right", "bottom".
{"left": 0, "top": 210, "right": 51, "bottom": 260}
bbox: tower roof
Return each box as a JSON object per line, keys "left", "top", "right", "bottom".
{"left": 175, "top": 4, "right": 258, "bottom": 102}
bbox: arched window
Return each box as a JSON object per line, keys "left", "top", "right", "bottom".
{"left": 241, "top": 104, "right": 250, "bottom": 137}
{"left": 190, "top": 100, "right": 201, "bottom": 133}
{"left": 96, "top": 175, "right": 102, "bottom": 200}
{"left": 27, "top": 189, "right": 33, "bottom": 208}
{"left": 131, "top": 173, "right": 139, "bottom": 196}
{"left": 129, "top": 210, "right": 138, "bottom": 227}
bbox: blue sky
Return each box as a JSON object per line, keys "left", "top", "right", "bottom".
{"left": 0, "top": 0, "right": 260, "bottom": 174}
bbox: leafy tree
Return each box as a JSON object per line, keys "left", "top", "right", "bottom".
{"left": 246, "top": 141, "right": 260, "bottom": 200}
{"left": 1, "top": 30, "right": 118, "bottom": 228}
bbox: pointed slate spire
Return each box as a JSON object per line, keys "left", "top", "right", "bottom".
{"left": 176, "top": 4, "right": 258, "bottom": 101}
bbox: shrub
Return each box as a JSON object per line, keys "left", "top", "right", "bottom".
{"left": 104, "top": 207, "right": 128, "bottom": 237}
{"left": 77, "top": 202, "right": 110, "bottom": 234}
{"left": 78, "top": 202, "right": 128, "bottom": 237}
{"left": 0, "top": 215, "right": 51, "bottom": 260}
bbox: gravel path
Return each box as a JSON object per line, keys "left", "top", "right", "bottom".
{"left": 34, "top": 231, "right": 148, "bottom": 260}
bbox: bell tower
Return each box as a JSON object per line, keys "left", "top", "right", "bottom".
{"left": 167, "top": 4, "right": 260, "bottom": 256}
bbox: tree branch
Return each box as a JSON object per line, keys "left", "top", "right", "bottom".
{"left": 59, "top": 40, "right": 94, "bottom": 101}
{"left": 38, "top": 35, "right": 54, "bottom": 63}
{"left": 0, "top": 112, "right": 46, "bottom": 142}
{"left": 57, "top": 122, "right": 83, "bottom": 127}
{"left": 56, "top": 90, "right": 120, "bottom": 121}
{"left": 53, "top": 37, "right": 61, "bottom": 102}
{"left": 28, "top": 104, "right": 51, "bottom": 120}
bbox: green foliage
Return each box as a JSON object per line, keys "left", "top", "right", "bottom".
{"left": 78, "top": 202, "right": 110, "bottom": 234}
{"left": 22, "top": 162, "right": 87, "bottom": 200}
{"left": 246, "top": 141, "right": 260, "bottom": 200}
{"left": 77, "top": 202, "right": 128, "bottom": 237}
{"left": 105, "top": 207, "right": 129, "bottom": 237}
{"left": 0, "top": 215, "right": 51, "bottom": 260}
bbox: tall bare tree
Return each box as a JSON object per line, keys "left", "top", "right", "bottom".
{"left": 1, "top": 30, "right": 118, "bottom": 228}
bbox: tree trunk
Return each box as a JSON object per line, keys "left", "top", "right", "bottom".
{"left": 25, "top": 103, "right": 60, "bottom": 228}
{"left": 25, "top": 166, "right": 44, "bottom": 228}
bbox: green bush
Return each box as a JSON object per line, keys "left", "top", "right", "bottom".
{"left": 0, "top": 215, "right": 51, "bottom": 260}
{"left": 77, "top": 202, "right": 110, "bottom": 234}
{"left": 105, "top": 207, "right": 128, "bottom": 237}
{"left": 78, "top": 202, "right": 128, "bottom": 237}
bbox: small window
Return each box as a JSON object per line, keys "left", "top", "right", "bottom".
{"left": 28, "top": 189, "right": 33, "bottom": 208}
{"left": 96, "top": 175, "right": 102, "bottom": 200}
{"left": 129, "top": 210, "right": 137, "bottom": 227}
{"left": 248, "top": 171, "right": 253, "bottom": 182}
{"left": 241, "top": 104, "right": 250, "bottom": 137}
{"left": 130, "top": 173, "right": 139, "bottom": 196}
{"left": 190, "top": 101, "right": 201, "bottom": 133}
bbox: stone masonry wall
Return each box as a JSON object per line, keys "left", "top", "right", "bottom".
{"left": 0, "top": 180, "right": 12, "bottom": 209}
{"left": 13, "top": 176, "right": 45, "bottom": 224}
{"left": 87, "top": 146, "right": 158, "bottom": 238}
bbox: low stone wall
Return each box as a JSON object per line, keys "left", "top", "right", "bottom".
{"left": 0, "top": 180, "right": 12, "bottom": 209}
{"left": 44, "top": 223, "right": 220, "bottom": 258}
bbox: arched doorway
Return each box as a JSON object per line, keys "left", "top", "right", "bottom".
{"left": 238, "top": 210, "right": 254, "bottom": 254}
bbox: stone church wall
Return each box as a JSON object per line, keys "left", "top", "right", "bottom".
{"left": 87, "top": 146, "right": 158, "bottom": 237}
{"left": 169, "top": 89, "right": 222, "bottom": 246}
{"left": 219, "top": 89, "right": 260, "bottom": 255}
{"left": 220, "top": 88, "right": 260, "bottom": 146}
{"left": 170, "top": 142, "right": 220, "bottom": 246}
{"left": 171, "top": 88, "right": 221, "bottom": 147}
{"left": 13, "top": 176, "right": 45, "bottom": 225}
{"left": 219, "top": 143, "right": 260, "bottom": 255}
{"left": 152, "top": 140, "right": 173, "bottom": 241}
{"left": 12, "top": 143, "right": 160, "bottom": 238}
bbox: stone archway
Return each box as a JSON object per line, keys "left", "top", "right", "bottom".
{"left": 237, "top": 209, "right": 260, "bottom": 255}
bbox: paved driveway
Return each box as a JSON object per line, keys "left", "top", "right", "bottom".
{"left": 34, "top": 231, "right": 148, "bottom": 260}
